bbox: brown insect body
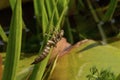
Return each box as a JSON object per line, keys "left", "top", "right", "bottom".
{"left": 31, "top": 30, "right": 64, "bottom": 64}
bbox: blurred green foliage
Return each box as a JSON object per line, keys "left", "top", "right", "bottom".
{"left": 86, "top": 66, "right": 120, "bottom": 80}
{"left": 64, "top": 0, "right": 119, "bottom": 43}
{"left": 0, "top": 0, "right": 120, "bottom": 52}
{"left": 0, "top": 0, "right": 120, "bottom": 80}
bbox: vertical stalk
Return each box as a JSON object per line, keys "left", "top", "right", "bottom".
{"left": 86, "top": 0, "right": 107, "bottom": 44}
{"left": 2, "top": 0, "right": 22, "bottom": 80}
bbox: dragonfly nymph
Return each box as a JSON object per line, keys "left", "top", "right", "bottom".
{"left": 31, "top": 30, "right": 64, "bottom": 64}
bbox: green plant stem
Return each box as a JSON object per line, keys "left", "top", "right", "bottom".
{"left": 86, "top": 0, "right": 107, "bottom": 44}
{"left": 2, "top": 0, "right": 22, "bottom": 80}
{"left": 0, "top": 25, "right": 8, "bottom": 42}
{"left": 102, "top": 0, "right": 118, "bottom": 21}
{"left": 86, "top": 0, "right": 100, "bottom": 22}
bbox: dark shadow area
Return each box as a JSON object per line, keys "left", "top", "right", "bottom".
{"left": 77, "top": 42, "right": 101, "bottom": 53}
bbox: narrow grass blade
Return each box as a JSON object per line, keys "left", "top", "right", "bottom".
{"left": 34, "top": 0, "right": 49, "bottom": 35}
{"left": 102, "top": 0, "right": 118, "bottom": 21}
{"left": 78, "top": 0, "right": 85, "bottom": 8}
{"left": 9, "top": 0, "right": 26, "bottom": 29}
{"left": 56, "top": 6, "right": 68, "bottom": 30}
{"left": 51, "top": 0, "right": 60, "bottom": 25}
{"left": 30, "top": 0, "right": 50, "bottom": 80}
{"left": 86, "top": 0, "right": 100, "bottom": 22}
{"left": 41, "top": 0, "right": 49, "bottom": 35}
{"left": 47, "top": 54, "right": 59, "bottom": 80}
{"left": 65, "top": 19, "right": 73, "bottom": 43}
{"left": 9, "top": 0, "right": 16, "bottom": 10}
{"left": 30, "top": 1, "right": 69, "bottom": 80}
{"left": 33, "top": 0, "right": 42, "bottom": 22}
{"left": 29, "top": 49, "right": 52, "bottom": 80}
{"left": 45, "top": 0, "right": 53, "bottom": 19}
{"left": 86, "top": 0, "right": 107, "bottom": 44}
{"left": 2, "top": 0, "right": 22, "bottom": 80}
{"left": 0, "top": 25, "right": 8, "bottom": 42}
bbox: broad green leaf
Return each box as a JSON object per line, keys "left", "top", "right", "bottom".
{"left": 110, "top": 39, "right": 120, "bottom": 49}
{"left": 17, "top": 66, "right": 33, "bottom": 80}
{"left": 2, "top": 0, "right": 22, "bottom": 80}
{"left": 16, "top": 54, "right": 37, "bottom": 80}
{"left": 50, "top": 40, "right": 120, "bottom": 80}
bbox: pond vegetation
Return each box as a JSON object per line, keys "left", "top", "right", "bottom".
{"left": 0, "top": 0, "right": 120, "bottom": 80}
